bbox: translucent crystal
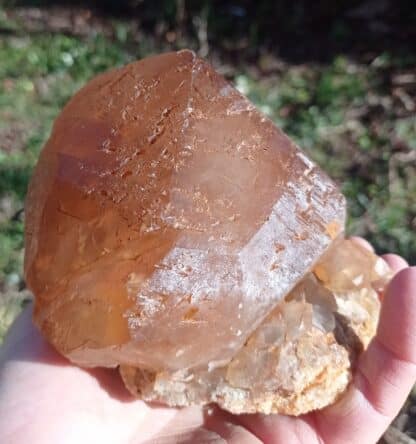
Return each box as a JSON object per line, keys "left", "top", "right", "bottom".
{"left": 313, "top": 239, "right": 392, "bottom": 293}
{"left": 25, "top": 50, "right": 345, "bottom": 370}
{"left": 120, "top": 239, "right": 388, "bottom": 415}
{"left": 24, "top": 51, "right": 390, "bottom": 415}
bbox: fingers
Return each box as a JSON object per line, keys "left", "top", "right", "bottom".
{"left": 0, "top": 304, "right": 65, "bottom": 367}
{"left": 377, "top": 266, "right": 416, "bottom": 368}
{"left": 237, "top": 413, "right": 322, "bottom": 444}
{"left": 202, "top": 406, "right": 263, "bottom": 444}
{"left": 235, "top": 242, "right": 412, "bottom": 444}
{"left": 316, "top": 266, "right": 416, "bottom": 444}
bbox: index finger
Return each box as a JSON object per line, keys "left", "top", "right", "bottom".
{"left": 316, "top": 264, "right": 416, "bottom": 444}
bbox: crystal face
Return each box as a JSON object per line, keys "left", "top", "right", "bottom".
{"left": 120, "top": 239, "right": 389, "bottom": 414}
{"left": 24, "top": 50, "right": 389, "bottom": 414}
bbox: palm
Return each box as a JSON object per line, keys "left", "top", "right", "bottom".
{"left": 1, "top": 250, "right": 415, "bottom": 444}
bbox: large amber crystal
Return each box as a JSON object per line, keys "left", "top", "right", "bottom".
{"left": 25, "top": 50, "right": 391, "bottom": 414}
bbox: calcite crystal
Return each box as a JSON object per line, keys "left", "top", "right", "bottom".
{"left": 120, "top": 240, "right": 390, "bottom": 414}
{"left": 25, "top": 50, "right": 391, "bottom": 415}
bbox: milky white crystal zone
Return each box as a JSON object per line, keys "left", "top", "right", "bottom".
{"left": 120, "top": 239, "right": 388, "bottom": 415}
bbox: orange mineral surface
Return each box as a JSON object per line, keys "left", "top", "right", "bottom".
{"left": 25, "top": 50, "right": 391, "bottom": 414}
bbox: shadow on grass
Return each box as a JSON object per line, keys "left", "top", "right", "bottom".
{"left": 3, "top": 0, "right": 416, "bottom": 63}
{"left": 0, "top": 162, "right": 32, "bottom": 200}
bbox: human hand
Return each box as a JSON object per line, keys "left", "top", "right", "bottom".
{"left": 0, "top": 243, "right": 415, "bottom": 444}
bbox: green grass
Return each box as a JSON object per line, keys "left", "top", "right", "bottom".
{"left": 0, "top": 7, "right": 415, "bottom": 342}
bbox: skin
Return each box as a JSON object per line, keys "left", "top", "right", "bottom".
{"left": 0, "top": 239, "right": 415, "bottom": 444}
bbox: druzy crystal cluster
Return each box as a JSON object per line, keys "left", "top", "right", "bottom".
{"left": 25, "top": 50, "right": 391, "bottom": 415}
